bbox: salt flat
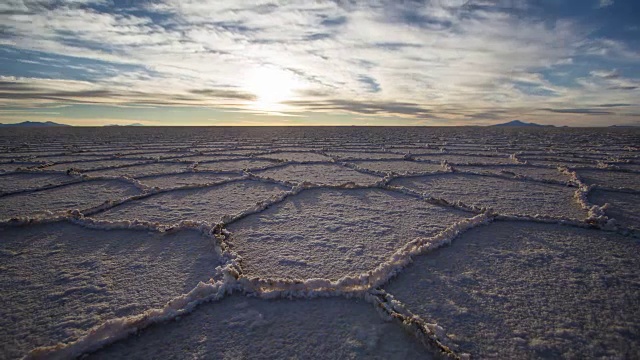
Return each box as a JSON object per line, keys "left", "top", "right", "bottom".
{"left": 0, "top": 126, "right": 638, "bottom": 359}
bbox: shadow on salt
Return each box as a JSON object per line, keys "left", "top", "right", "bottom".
{"left": 89, "top": 296, "right": 430, "bottom": 360}
{"left": 390, "top": 174, "right": 587, "bottom": 220}
{"left": 0, "top": 222, "right": 221, "bottom": 359}
{"left": 383, "top": 221, "right": 640, "bottom": 359}
{"left": 92, "top": 179, "right": 290, "bottom": 225}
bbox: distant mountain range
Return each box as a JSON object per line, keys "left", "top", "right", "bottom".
{"left": 609, "top": 124, "right": 639, "bottom": 128}
{"left": 0, "top": 121, "right": 71, "bottom": 127}
{"left": 491, "top": 120, "right": 554, "bottom": 127}
{"left": 104, "top": 123, "right": 145, "bottom": 127}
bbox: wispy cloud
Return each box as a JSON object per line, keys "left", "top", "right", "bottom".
{"left": 0, "top": 0, "right": 638, "bottom": 125}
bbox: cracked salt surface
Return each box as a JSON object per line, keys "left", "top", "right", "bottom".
{"left": 453, "top": 165, "right": 571, "bottom": 184}
{"left": 89, "top": 296, "right": 430, "bottom": 360}
{"left": 259, "top": 151, "right": 333, "bottom": 162}
{"left": 0, "top": 222, "right": 221, "bottom": 360}
{"left": 255, "top": 163, "right": 380, "bottom": 185}
{"left": 228, "top": 188, "right": 469, "bottom": 280}
{"left": 384, "top": 221, "right": 640, "bottom": 359}
{"left": 86, "top": 162, "right": 192, "bottom": 177}
{"left": 0, "top": 127, "right": 638, "bottom": 359}
{"left": 195, "top": 159, "right": 278, "bottom": 172}
{"left": 349, "top": 160, "right": 445, "bottom": 175}
{"left": 0, "top": 179, "right": 140, "bottom": 220}
{"left": 577, "top": 169, "right": 640, "bottom": 191}
{"left": 43, "top": 159, "right": 145, "bottom": 171}
{"left": 136, "top": 172, "right": 243, "bottom": 189}
{"left": 390, "top": 173, "right": 587, "bottom": 219}
{"left": 92, "top": 179, "right": 289, "bottom": 225}
{"left": 0, "top": 172, "right": 75, "bottom": 193}
{"left": 589, "top": 189, "right": 640, "bottom": 231}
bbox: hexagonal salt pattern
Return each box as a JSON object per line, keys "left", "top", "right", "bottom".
{"left": 89, "top": 296, "right": 430, "bottom": 360}
{"left": 390, "top": 174, "right": 587, "bottom": 219}
{"left": 453, "top": 165, "right": 572, "bottom": 183}
{"left": 259, "top": 151, "right": 333, "bottom": 162}
{"left": 227, "top": 188, "right": 470, "bottom": 280}
{"left": 255, "top": 163, "right": 381, "bottom": 185}
{"left": 0, "top": 179, "right": 140, "bottom": 220}
{"left": 92, "top": 180, "right": 289, "bottom": 225}
{"left": 383, "top": 222, "right": 640, "bottom": 359}
{"left": 0, "top": 222, "right": 222, "bottom": 359}
{"left": 0, "top": 172, "right": 76, "bottom": 193}
{"left": 86, "top": 162, "right": 193, "bottom": 177}
{"left": 576, "top": 169, "right": 640, "bottom": 191}
{"left": 137, "top": 172, "right": 243, "bottom": 189}
{"left": 0, "top": 127, "right": 637, "bottom": 359}
{"left": 349, "top": 160, "right": 444, "bottom": 175}
{"left": 195, "top": 159, "right": 278, "bottom": 172}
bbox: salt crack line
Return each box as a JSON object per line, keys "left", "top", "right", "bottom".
{"left": 384, "top": 185, "right": 485, "bottom": 214}
{"left": 365, "top": 289, "right": 466, "bottom": 360}
{"left": 82, "top": 175, "right": 252, "bottom": 217}
{"left": 232, "top": 213, "right": 492, "bottom": 298}
{"left": 24, "top": 280, "right": 237, "bottom": 360}
{"left": 559, "top": 167, "right": 610, "bottom": 226}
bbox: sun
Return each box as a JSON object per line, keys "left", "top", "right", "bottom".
{"left": 243, "top": 66, "right": 301, "bottom": 113}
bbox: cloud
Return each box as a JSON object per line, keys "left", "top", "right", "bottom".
{"left": 0, "top": 0, "right": 638, "bottom": 124}
{"left": 598, "top": 0, "right": 614, "bottom": 8}
{"left": 0, "top": 76, "right": 256, "bottom": 107}
{"left": 539, "top": 108, "right": 614, "bottom": 115}
{"left": 283, "top": 99, "right": 432, "bottom": 118}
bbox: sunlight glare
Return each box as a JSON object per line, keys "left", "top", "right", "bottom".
{"left": 244, "top": 66, "right": 301, "bottom": 113}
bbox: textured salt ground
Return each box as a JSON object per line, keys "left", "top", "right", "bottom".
{"left": 0, "top": 222, "right": 221, "bottom": 360}
{"left": 349, "top": 160, "right": 444, "bottom": 174}
{"left": 214, "top": 148, "right": 271, "bottom": 155}
{"left": 30, "top": 155, "right": 110, "bottom": 163}
{"left": 122, "top": 151, "right": 193, "bottom": 159}
{"left": 227, "top": 188, "right": 469, "bottom": 280}
{"left": 259, "top": 151, "right": 333, "bottom": 162}
{"left": 523, "top": 159, "right": 595, "bottom": 168}
{"left": 0, "top": 172, "right": 75, "bottom": 193}
{"left": 415, "top": 154, "right": 514, "bottom": 165}
{"left": 89, "top": 296, "right": 430, "bottom": 360}
{"left": 453, "top": 165, "right": 571, "bottom": 183}
{"left": 612, "top": 163, "right": 640, "bottom": 172}
{"left": 93, "top": 180, "right": 289, "bottom": 225}
{"left": 86, "top": 162, "right": 192, "bottom": 177}
{"left": 576, "top": 169, "right": 640, "bottom": 191}
{"left": 384, "top": 148, "right": 445, "bottom": 156}
{"left": 170, "top": 154, "right": 243, "bottom": 163}
{"left": 0, "top": 162, "right": 41, "bottom": 172}
{"left": 589, "top": 189, "right": 640, "bottom": 230}
{"left": 255, "top": 163, "right": 380, "bottom": 185}
{"left": 0, "top": 179, "right": 140, "bottom": 219}
{"left": 326, "top": 151, "right": 406, "bottom": 160}
{"left": 43, "top": 159, "right": 146, "bottom": 171}
{"left": 390, "top": 174, "right": 586, "bottom": 219}
{"left": 383, "top": 222, "right": 640, "bottom": 359}
{"left": 195, "top": 159, "right": 278, "bottom": 172}
{"left": 137, "top": 172, "right": 243, "bottom": 189}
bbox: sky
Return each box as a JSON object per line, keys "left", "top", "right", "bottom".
{"left": 0, "top": 0, "right": 639, "bottom": 126}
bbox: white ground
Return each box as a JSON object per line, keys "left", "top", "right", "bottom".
{"left": 384, "top": 222, "right": 640, "bottom": 359}
{"left": 0, "top": 179, "right": 140, "bottom": 220}
{"left": 390, "top": 174, "right": 586, "bottom": 219}
{"left": 92, "top": 180, "right": 289, "bottom": 226}
{"left": 0, "top": 127, "right": 638, "bottom": 359}
{"left": 89, "top": 296, "right": 429, "bottom": 360}
{"left": 255, "top": 163, "right": 380, "bottom": 185}
{"left": 228, "top": 188, "right": 469, "bottom": 280}
{"left": 0, "top": 223, "right": 221, "bottom": 360}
